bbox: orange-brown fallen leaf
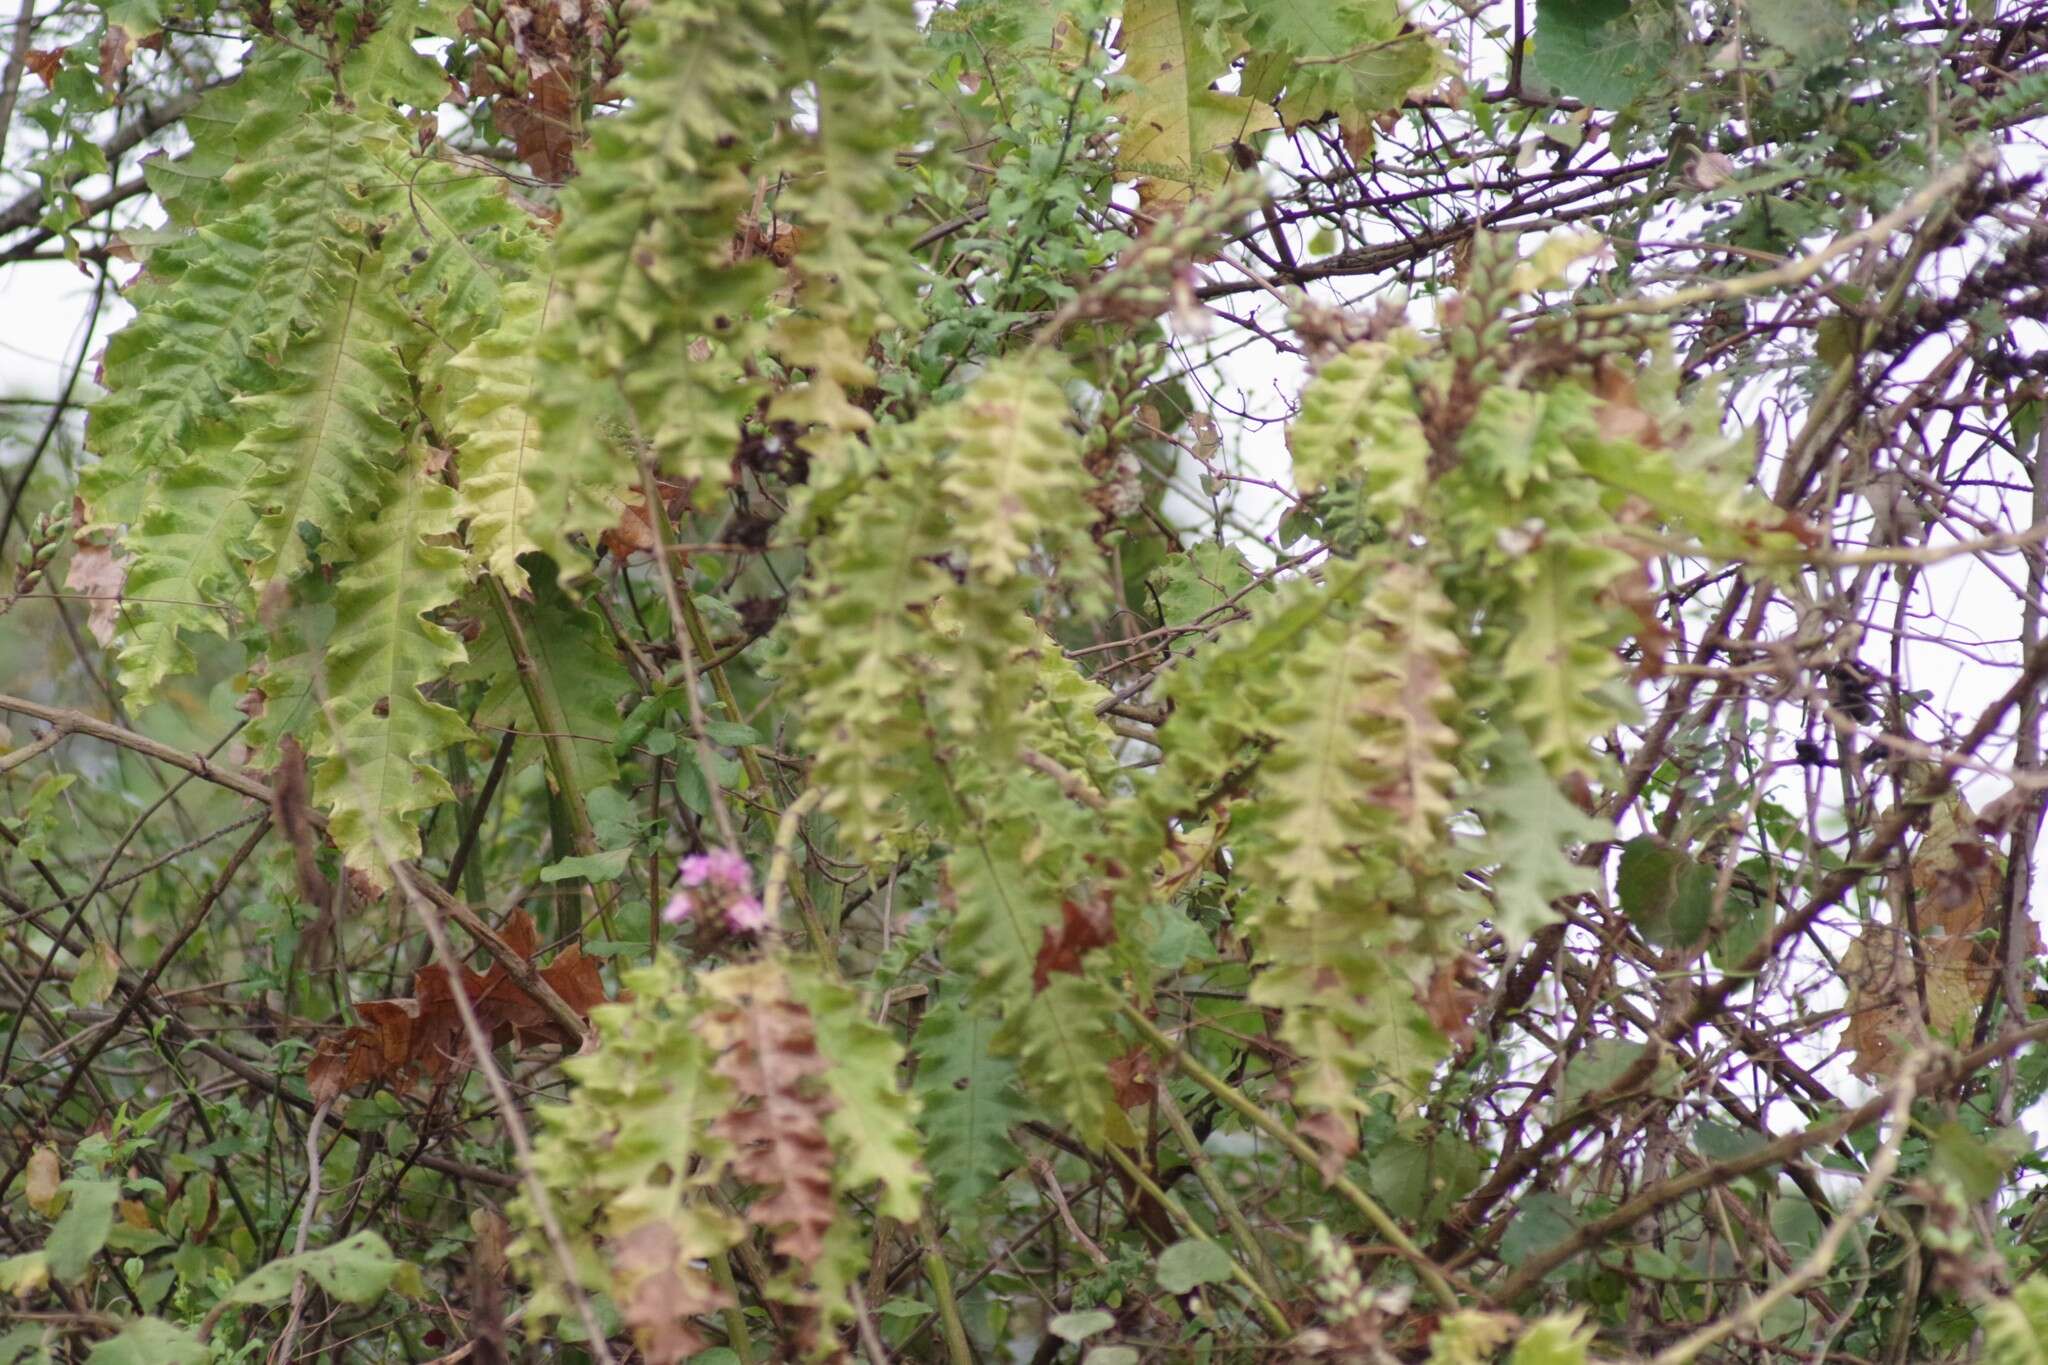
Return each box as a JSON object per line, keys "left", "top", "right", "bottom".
{"left": 307, "top": 911, "right": 607, "bottom": 1103}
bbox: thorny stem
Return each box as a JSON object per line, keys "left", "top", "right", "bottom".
{"left": 919, "top": 1210, "right": 974, "bottom": 1365}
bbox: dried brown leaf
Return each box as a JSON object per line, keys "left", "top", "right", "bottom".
{"left": 98, "top": 25, "right": 133, "bottom": 87}
{"left": 495, "top": 66, "right": 579, "bottom": 182}
{"left": 1032, "top": 890, "right": 1116, "bottom": 992}
{"left": 24, "top": 49, "right": 62, "bottom": 85}
{"left": 63, "top": 538, "right": 125, "bottom": 647}
{"left": 1842, "top": 924, "right": 1993, "bottom": 1080}
{"left": 1418, "top": 954, "right": 1484, "bottom": 1049}
{"left": 1106, "top": 1045, "right": 1157, "bottom": 1110}
{"left": 613, "top": 1222, "right": 727, "bottom": 1364}
{"left": 304, "top": 911, "right": 607, "bottom": 1099}
{"left": 702, "top": 963, "right": 838, "bottom": 1271}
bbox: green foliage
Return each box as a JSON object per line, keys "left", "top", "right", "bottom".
{"left": 1987, "top": 1280, "right": 2048, "bottom": 1365}
{"left": 214, "top": 1231, "right": 413, "bottom": 1308}
{"left": 440, "top": 275, "right": 601, "bottom": 593}
{"left": 308, "top": 442, "right": 473, "bottom": 881}
{"left": 18, "top": 0, "right": 2047, "bottom": 1359}
{"left": 913, "top": 996, "right": 1030, "bottom": 1216}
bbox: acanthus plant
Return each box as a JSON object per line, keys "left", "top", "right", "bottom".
{"left": 2, "top": 0, "right": 2046, "bottom": 1361}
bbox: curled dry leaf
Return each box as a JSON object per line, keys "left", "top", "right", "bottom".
{"left": 25, "top": 1146, "right": 62, "bottom": 1217}
{"left": 494, "top": 65, "right": 580, "bottom": 182}
{"left": 99, "top": 25, "right": 134, "bottom": 87}
{"left": 1032, "top": 888, "right": 1117, "bottom": 992}
{"left": 1689, "top": 151, "right": 1737, "bottom": 190}
{"left": 1912, "top": 795, "right": 2018, "bottom": 942}
{"left": 1418, "top": 953, "right": 1485, "bottom": 1049}
{"left": 305, "top": 910, "right": 608, "bottom": 1103}
{"left": 1106, "top": 1045, "right": 1158, "bottom": 1110}
{"left": 600, "top": 475, "right": 692, "bottom": 561}
{"left": 63, "top": 537, "right": 126, "bottom": 647}
{"left": 1840, "top": 926, "right": 1987, "bottom": 1080}
{"left": 1841, "top": 801, "right": 2025, "bottom": 1080}
{"left": 24, "top": 49, "right": 63, "bottom": 85}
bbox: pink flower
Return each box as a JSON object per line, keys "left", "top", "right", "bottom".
{"left": 724, "top": 895, "right": 767, "bottom": 933}
{"left": 665, "top": 849, "right": 764, "bottom": 934}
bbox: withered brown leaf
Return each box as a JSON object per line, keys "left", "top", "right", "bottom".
{"left": 701, "top": 963, "right": 838, "bottom": 1271}
{"left": 305, "top": 910, "right": 608, "bottom": 1103}
{"left": 1032, "top": 890, "right": 1116, "bottom": 992}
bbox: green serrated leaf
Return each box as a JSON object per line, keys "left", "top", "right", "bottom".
{"left": 915, "top": 996, "right": 1029, "bottom": 1216}
{"left": 790, "top": 966, "right": 928, "bottom": 1222}
{"left": 308, "top": 442, "right": 473, "bottom": 886}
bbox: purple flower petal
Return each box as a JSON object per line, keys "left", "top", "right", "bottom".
{"left": 724, "top": 895, "right": 767, "bottom": 933}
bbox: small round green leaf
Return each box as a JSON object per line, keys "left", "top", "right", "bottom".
{"left": 1049, "top": 1310, "right": 1115, "bottom": 1343}
{"left": 1155, "top": 1238, "right": 1233, "bottom": 1293}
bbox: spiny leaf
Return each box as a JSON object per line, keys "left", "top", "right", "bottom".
{"left": 999, "top": 973, "right": 1134, "bottom": 1150}
{"left": 542, "top": 0, "right": 787, "bottom": 502}
{"left": 914, "top": 996, "right": 1029, "bottom": 1217}
{"left": 790, "top": 966, "right": 928, "bottom": 1223}
{"left": 1471, "top": 733, "right": 1608, "bottom": 951}
{"left": 442, "top": 275, "right": 601, "bottom": 591}
{"left": 308, "top": 441, "right": 473, "bottom": 883}
{"left": 699, "top": 960, "right": 840, "bottom": 1271}
{"left": 1289, "top": 340, "right": 1431, "bottom": 520}
{"left": 1498, "top": 536, "right": 1639, "bottom": 775}
{"left": 516, "top": 952, "right": 738, "bottom": 1363}
{"left": 234, "top": 242, "right": 415, "bottom": 589}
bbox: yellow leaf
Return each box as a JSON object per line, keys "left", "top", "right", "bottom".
{"left": 1114, "top": 0, "right": 1277, "bottom": 204}
{"left": 24, "top": 1147, "right": 62, "bottom": 1217}
{"left": 69, "top": 938, "right": 121, "bottom": 1008}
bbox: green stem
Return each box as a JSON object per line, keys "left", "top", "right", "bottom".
{"left": 484, "top": 578, "right": 613, "bottom": 938}
{"left": 1119, "top": 1000, "right": 1464, "bottom": 1308}
{"left": 486, "top": 578, "right": 598, "bottom": 856}
{"left": 1154, "top": 1083, "right": 1286, "bottom": 1304}
{"left": 760, "top": 788, "right": 832, "bottom": 964}
{"left": 710, "top": 1251, "right": 755, "bottom": 1365}
{"left": 1099, "top": 1142, "right": 1293, "bottom": 1336}
{"left": 919, "top": 1211, "right": 973, "bottom": 1365}
{"left": 672, "top": 586, "right": 770, "bottom": 795}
